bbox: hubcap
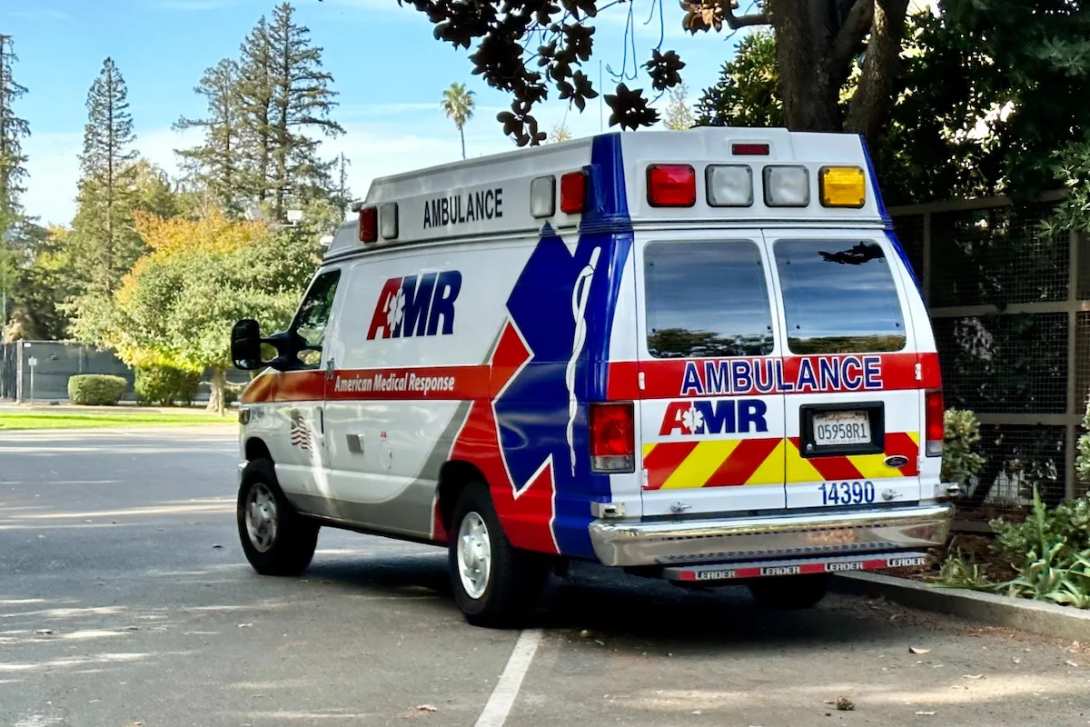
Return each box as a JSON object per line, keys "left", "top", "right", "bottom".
{"left": 457, "top": 512, "right": 492, "bottom": 600}
{"left": 245, "top": 483, "right": 278, "bottom": 553}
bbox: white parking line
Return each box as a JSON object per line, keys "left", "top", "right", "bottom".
{"left": 474, "top": 629, "right": 542, "bottom": 727}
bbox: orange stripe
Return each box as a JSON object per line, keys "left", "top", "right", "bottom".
{"left": 705, "top": 438, "right": 781, "bottom": 487}
{"left": 241, "top": 370, "right": 325, "bottom": 404}
{"left": 643, "top": 441, "right": 699, "bottom": 490}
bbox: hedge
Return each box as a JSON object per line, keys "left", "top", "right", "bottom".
{"left": 135, "top": 365, "right": 200, "bottom": 406}
{"left": 68, "top": 375, "right": 127, "bottom": 406}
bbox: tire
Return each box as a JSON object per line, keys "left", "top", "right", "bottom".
{"left": 237, "top": 458, "right": 319, "bottom": 576}
{"left": 448, "top": 483, "right": 548, "bottom": 628}
{"left": 747, "top": 574, "right": 829, "bottom": 610}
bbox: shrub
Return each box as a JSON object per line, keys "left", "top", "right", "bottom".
{"left": 135, "top": 365, "right": 200, "bottom": 407}
{"left": 991, "top": 488, "right": 1090, "bottom": 568}
{"left": 68, "top": 374, "right": 127, "bottom": 406}
{"left": 942, "top": 408, "right": 986, "bottom": 486}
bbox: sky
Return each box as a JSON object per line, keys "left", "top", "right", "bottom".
{"left": 4, "top": 0, "right": 757, "bottom": 226}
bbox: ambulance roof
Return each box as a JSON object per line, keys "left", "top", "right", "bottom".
{"left": 325, "top": 127, "right": 887, "bottom": 261}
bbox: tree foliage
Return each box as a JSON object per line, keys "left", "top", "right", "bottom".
{"left": 403, "top": 0, "right": 911, "bottom": 148}
{"left": 696, "top": 30, "right": 783, "bottom": 129}
{"left": 0, "top": 34, "right": 29, "bottom": 234}
{"left": 71, "top": 208, "right": 324, "bottom": 411}
{"left": 662, "top": 83, "right": 694, "bottom": 131}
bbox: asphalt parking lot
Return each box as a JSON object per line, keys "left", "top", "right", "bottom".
{"left": 2, "top": 428, "right": 1089, "bottom": 727}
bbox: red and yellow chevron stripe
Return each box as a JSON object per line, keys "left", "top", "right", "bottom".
{"left": 642, "top": 432, "right": 919, "bottom": 490}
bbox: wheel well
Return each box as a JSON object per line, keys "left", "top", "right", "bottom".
{"left": 245, "top": 437, "right": 272, "bottom": 463}
{"left": 437, "top": 460, "right": 486, "bottom": 532}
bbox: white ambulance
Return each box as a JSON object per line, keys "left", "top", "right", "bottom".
{"left": 230, "top": 128, "right": 955, "bottom": 627}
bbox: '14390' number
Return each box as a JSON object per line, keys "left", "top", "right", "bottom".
{"left": 819, "top": 480, "right": 876, "bottom": 506}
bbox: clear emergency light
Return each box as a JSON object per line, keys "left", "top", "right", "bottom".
{"left": 530, "top": 176, "right": 556, "bottom": 218}
{"left": 706, "top": 165, "right": 753, "bottom": 207}
{"left": 763, "top": 165, "right": 810, "bottom": 207}
{"left": 380, "top": 202, "right": 399, "bottom": 240}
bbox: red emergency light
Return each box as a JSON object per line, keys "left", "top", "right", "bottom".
{"left": 732, "top": 142, "right": 770, "bottom": 156}
{"left": 560, "top": 171, "right": 586, "bottom": 214}
{"left": 647, "top": 164, "right": 696, "bottom": 207}
{"left": 358, "top": 206, "right": 377, "bottom": 243}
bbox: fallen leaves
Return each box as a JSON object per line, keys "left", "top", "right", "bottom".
{"left": 836, "top": 697, "right": 854, "bottom": 711}
{"left": 415, "top": 705, "right": 437, "bottom": 713}
{"left": 909, "top": 647, "right": 931, "bottom": 655}
{"left": 963, "top": 674, "right": 984, "bottom": 680}
{"left": 916, "top": 711, "right": 936, "bottom": 716}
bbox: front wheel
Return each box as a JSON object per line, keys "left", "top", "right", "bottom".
{"left": 237, "top": 458, "right": 319, "bottom": 576}
{"left": 747, "top": 574, "right": 829, "bottom": 610}
{"left": 448, "top": 483, "right": 548, "bottom": 628}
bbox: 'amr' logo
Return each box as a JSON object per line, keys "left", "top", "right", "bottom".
{"left": 659, "top": 399, "right": 769, "bottom": 436}
{"left": 367, "top": 271, "right": 462, "bottom": 340}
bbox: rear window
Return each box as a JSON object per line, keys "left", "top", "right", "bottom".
{"left": 644, "top": 240, "right": 774, "bottom": 359}
{"left": 773, "top": 240, "right": 906, "bottom": 354}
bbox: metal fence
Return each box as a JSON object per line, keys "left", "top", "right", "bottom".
{"left": 890, "top": 191, "right": 1088, "bottom": 518}
{"left": 0, "top": 340, "right": 248, "bottom": 404}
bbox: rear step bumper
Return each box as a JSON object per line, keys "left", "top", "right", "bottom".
{"left": 662, "top": 552, "right": 929, "bottom": 583}
{"left": 587, "top": 504, "right": 952, "bottom": 567}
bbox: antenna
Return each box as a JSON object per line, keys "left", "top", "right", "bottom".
{"left": 599, "top": 60, "right": 604, "bottom": 133}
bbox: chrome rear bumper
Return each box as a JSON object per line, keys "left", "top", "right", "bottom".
{"left": 587, "top": 504, "right": 953, "bottom": 567}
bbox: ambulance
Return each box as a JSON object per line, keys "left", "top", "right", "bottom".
{"left": 230, "top": 128, "right": 955, "bottom": 627}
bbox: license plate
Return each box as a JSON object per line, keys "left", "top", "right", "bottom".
{"left": 813, "top": 410, "right": 871, "bottom": 446}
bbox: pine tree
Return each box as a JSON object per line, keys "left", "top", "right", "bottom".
{"left": 0, "top": 34, "right": 30, "bottom": 236}
{"left": 237, "top": 16, "right": 275, "bottom": 212}
{"left": 237, "top": 3, "right": 343, "bottom": 219}
{"left": 175, "top": 59, "right": 245, "bottom": 216}
{"left": 72, "top": 57, "right": 140, "bottom": 295}
{"left": 331, "top": 152, "right": 351, "bottom": 217}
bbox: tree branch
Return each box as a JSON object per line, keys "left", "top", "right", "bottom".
{"left": 830, "top": 0, "right": 875, "bottom": 73}
{"left": 719, "top": 0, "right": 769, "bottom": 29}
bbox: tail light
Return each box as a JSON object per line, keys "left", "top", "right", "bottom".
{"left": 925, "top": 390, "right": 944, "bottom": 457}
{"left": 589, "top": 401, "right": 634, "bottom": 473}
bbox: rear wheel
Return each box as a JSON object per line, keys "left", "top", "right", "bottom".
{"left": 448, "top": 483, "right": 548, "bottom": 628}
{"left": 747, "top": 574, "right": 829, "bottom": 610}
{"left": 237, "top": 458, "right": 319, "bottom": 576}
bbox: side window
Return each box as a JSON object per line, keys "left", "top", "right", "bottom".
{"left": 773, "top": 240, "right": 906, "bottom": 354}
{"left": 644, "top": 240, "right": 775, "bottom": 359}
{"left": 291, "top": 270, "right": 341, "bottom": 368}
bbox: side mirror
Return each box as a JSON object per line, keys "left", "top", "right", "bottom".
{"left": 231, "top": 319, "right": 265, "bottom": 371}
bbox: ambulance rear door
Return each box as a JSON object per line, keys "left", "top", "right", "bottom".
{"left": 635, "top": 231, "right": 787, "bottom": 518}
{"left": 764, "top": 229, "right": 923, "bottom": 510}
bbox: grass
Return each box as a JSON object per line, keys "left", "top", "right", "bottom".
{"left": 0, "top": 408, "right": 236, "bottom": 430}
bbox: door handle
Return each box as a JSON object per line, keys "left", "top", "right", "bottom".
{"left": 325, "top": 357, "right": 335, "bottom": 381}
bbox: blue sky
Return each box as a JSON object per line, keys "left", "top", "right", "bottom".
{"left": 4, "top": 0, "right": 752, "bottom": 226}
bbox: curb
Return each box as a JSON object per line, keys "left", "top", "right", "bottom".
{"left": 831, "top": 572, "right": 1090, "bottom": 641}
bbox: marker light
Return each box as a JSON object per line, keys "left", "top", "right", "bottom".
{"left": 763, "top": 165, "right": 810, "bottom": 207}
{"left": 819, "top": 166, "right": 867, "bottom": 208}
{"left": 647, "top": 164, "right": 696, "bottom": 207}
{"left": 530, "top": 175, "right": 556, "bottom": 218}
{"left": 560, "top": 171, "right": 586, "bottom": 214}
{"left": 732, "top": 142, "right": 770, "bottom": 156}
{"left": 358, "top": 206, "right": 377, "bottom": 243}
{"left": 380, "top": 202, "right": 399, "bottom": 240}
{"left": 706, "top": 165, "right": 753, "bottom": 207}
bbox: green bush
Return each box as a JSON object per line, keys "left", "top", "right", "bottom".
{"left": 67, "top": 374, "right": 127, "bottom": 406}
{"left": 942, "top": 408, "right": 986, "bottom": 486}
{"left": 135, "top": 366, "right": 200, "bottom": 407}
{"left": 991, "top": 488, "right": 1090, "bottom": 568}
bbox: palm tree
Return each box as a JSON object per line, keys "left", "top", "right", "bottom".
{"left": 441, "top": 83, "right": 475, "bottom": 160}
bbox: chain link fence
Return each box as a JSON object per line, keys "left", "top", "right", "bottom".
{"left": 891, "top": 191, "right": 1088, "bottom": 520}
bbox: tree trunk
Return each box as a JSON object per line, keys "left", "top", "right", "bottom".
{"left": 844, "top": 0, "right": 910, "bottom": 151}
{"left": 207, "top": 366, "right": 226, "bottom": 416}
{"left": 459, "top": 126, "right": 466, "bottom": 160}
{"left": 766, "top": 0, "right": 844, "bottom": 133}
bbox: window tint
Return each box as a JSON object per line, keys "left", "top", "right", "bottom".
{"left": 291, "top": 270, "right": 341, "bottom": 367}
{"left": 774, "top": 240, "right": 906, "bottom": 354}
{"left": 645, "top": 240, "right": 774, "bottom": 359}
